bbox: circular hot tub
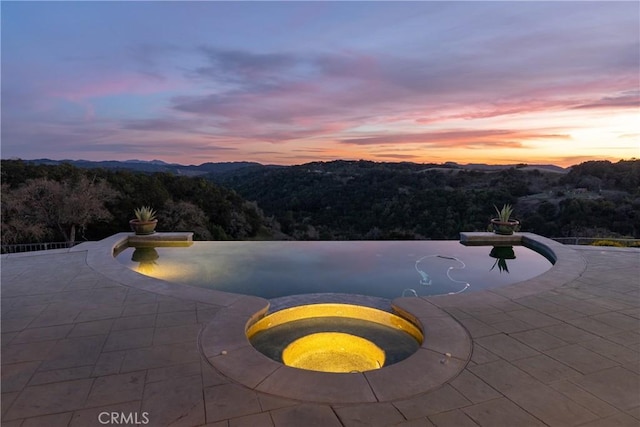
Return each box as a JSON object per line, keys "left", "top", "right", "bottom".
{"left": 246, "top": 303, "right": 423, "bottom": 373}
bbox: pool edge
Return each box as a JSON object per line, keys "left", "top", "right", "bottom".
{"left": 79, "top": 232, "right": 584, "bottom": 403}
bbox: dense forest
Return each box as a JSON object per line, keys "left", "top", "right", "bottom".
{"left": 1, "top": 160, "right": 281, "bottom": 245}
{"left": 1, "top": 158, "right": 638, "bottom": 245}
{"left": 211, "top": 159, "right": 640, "bottom": 240}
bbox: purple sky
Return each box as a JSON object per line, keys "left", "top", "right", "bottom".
{"left": 2, "top": 1, "right": 638, "bottom": 166}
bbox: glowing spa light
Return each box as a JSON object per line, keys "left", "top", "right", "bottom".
{"left": 282, "top": 332, "right": 385, "bottom": 373}
{"left": 247, "top": 303, "right": 423, "bottom": 373}
{"left": 246, "top": 303, "right": 424, "bottom": 342}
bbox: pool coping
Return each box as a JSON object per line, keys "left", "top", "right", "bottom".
{"left": 75, "top": 231, "right": 586, "bottom": 404}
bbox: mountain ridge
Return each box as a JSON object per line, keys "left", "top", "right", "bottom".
{"left": 15, "top": 158, "right": 568, "bottom": 175}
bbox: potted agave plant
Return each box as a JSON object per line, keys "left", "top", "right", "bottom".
{"left": 490, "top": 204, "right": 520, "bottom": 235}
{"left": 129, "top": 206, "right": 158, "bottom": 235}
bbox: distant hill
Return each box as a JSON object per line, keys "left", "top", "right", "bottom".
{"left": 25, "top": 158, "right": 263, "bottom": 176}
{"left": 439, "top": 162, "right": 567, "bottom": 173}
{"left": 0, "top": 159, "right": 285, "bottom": 243}
{"left": 208, "top": 159, "right": 637, "bottom": 240}
{"left": 4, "top": 157, "right": 637, "bottom": 240}
{"left": 419, "top": 164, "right": 566, "bottom": 174}
{"left": 21, "top": 158, "right": 568, "bottom": 176}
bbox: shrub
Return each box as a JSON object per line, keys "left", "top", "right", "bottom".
{"left": 591, "top": 240, "right": 625, "bottom": 247}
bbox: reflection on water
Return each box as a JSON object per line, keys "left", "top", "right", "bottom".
{"left": 115, "top": 241, "right": 552, "bottom": 299}
{"left": 489, "top": 246, "right": 516, "bottom": 273}
{"left": 402, "top": 288, "right": 418, "bottom": 297}
{"left": 415, "top": 254, "right": 470, "bottom": 295}
{"left": 131, "top": 247, "right": 159, "bottom": 274}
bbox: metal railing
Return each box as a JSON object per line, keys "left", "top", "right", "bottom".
{"left": 1, "top": 241, "right": 80, "bottom": 254}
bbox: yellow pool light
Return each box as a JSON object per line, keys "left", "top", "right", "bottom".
{"left": 246, "top": 303, "right": 424, "bottom": 373}
{"left": 283, "top": 332, "right": 385, "bottom": 373}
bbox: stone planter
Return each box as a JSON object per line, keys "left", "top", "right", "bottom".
{"left": 490, "top": 218, "right": 520, "bottom": 235}
{"left": 129, "top": 219, "right": 158, "bottom": 235}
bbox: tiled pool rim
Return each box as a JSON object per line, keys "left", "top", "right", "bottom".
{"left": 75, "top": 232, "right": 586, "bottom": 404}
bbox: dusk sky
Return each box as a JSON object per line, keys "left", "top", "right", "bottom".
{"left": 2, "top": 1, "right": 638, "bottom": 167}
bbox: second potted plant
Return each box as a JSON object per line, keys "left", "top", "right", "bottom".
{"left": 490, "top": 204, "right": 520, "bottom": 235}
{"left": 129, "top": 206, "right": 158, "bottom": 235}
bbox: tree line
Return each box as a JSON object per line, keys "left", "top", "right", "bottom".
{"left": 1, "top": 160, "right": 281, "bottom": 245}
{"left": 2, "top": 158, "right": 638, "bottom": 245}
{"left": 212, "top": 159, "right": 640, "bottom": 240}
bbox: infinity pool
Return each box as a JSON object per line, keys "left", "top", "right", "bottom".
{"left": 115, "top": 240, "right": 553, "bottom": 299}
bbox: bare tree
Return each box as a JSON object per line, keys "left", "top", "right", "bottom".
{"left": 159, "top": 200, "right": 212, "bottom": 240}
{"left": 1, "top": 183, "right": 48, "bottom": 245}
{"left": 3, "top": 176, "right": 119, "bottom": 243}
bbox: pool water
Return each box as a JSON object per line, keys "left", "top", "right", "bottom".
{"left": 249, "top": 316, "right": 421, "bottom": 368}
{"left": 115, "top": 240, "right": 552, "bottom": 299}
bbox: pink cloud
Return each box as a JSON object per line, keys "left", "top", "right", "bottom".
{"left": 340, "top": 129, "right": 570, "bottom": 148}
{"left": 46, "top": 72, "right": 173, "bottom": 102}
{"left": 573, "top": 91, "right": 640, "bottom": 110}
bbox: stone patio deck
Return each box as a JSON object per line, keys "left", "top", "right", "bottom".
{"left": 1, "top": 234, "right": 639, "bottom": 426}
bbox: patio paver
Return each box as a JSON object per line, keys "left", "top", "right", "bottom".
{"left": 1, "top": 234, "right": 638, "bottom": 426}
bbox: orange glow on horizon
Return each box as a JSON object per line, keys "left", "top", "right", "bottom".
{"left": 152, "top": 104, "right": 639, "bottom": 168}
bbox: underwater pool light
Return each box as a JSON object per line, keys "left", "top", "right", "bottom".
{"left": 282, "top": 332, "right": 385, "bottom": 373}
{"left": 247, "top": 303, "right": 423, "bottom": 373}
